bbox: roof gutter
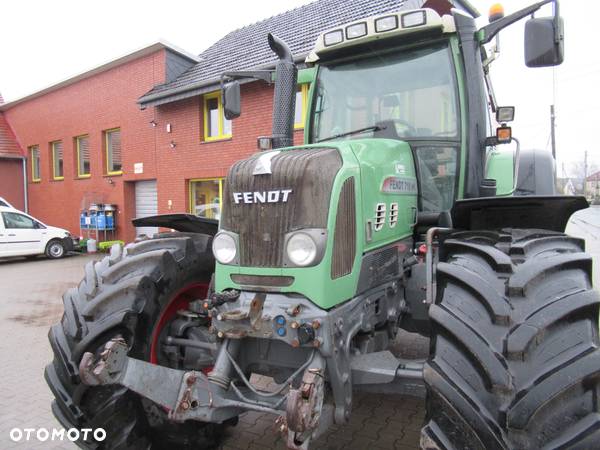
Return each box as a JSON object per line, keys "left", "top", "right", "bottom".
{"left": 138, "top": 53, "right": 309, "bottom": 109}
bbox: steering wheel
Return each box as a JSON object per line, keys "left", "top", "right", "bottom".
{"left": 390, "top": 119, "right": 417, "bottom": 137}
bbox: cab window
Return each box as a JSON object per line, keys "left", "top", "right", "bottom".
{"left": 2, "top": 212, "right": 38, "bottom": 229}
{"left": 415, "top": 146, "right": 458, "bottom": 212}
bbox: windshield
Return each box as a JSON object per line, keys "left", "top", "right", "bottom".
{"left": 311, "top": 43, "right": 459, "bottom": 142}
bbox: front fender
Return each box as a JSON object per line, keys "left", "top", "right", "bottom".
{"left": 132, "top": 214, "right": 218, "bottom": 236}
{"left": 452, "top": 196, "right": 588, "bottom": 232}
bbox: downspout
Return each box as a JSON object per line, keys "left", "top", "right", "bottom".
{"left": 21, "top": 156, "right": 28, "bottom": 213}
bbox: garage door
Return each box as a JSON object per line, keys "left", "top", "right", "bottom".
{"left": 135, "top": 180, "right": 158, "bottom": 238}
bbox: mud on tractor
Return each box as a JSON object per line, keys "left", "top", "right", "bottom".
{"left": 46, "top": 1, "right": 600, "bottom": 448}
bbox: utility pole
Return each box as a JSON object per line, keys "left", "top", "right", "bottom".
{"left": 550, "top": 104, "right": 557, "bottom": 160}
{"left": 583, "top": 150, "right": 588, "bottom": 198}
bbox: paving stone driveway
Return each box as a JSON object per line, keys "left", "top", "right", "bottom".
{"left": 0, "top": 253, "right": 427, "bottom": 449}
{"left": 2, "top": 207, "right": 599, "bottom": 449}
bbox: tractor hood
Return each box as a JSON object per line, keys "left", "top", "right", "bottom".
{"left": 215, "top": 139, "right": 417, "bottom": 309}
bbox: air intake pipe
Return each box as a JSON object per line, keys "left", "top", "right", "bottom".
{"left": 268, "top": 33, "right": 297, "bottom": 149}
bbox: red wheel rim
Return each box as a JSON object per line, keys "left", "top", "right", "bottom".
{"left": 149, "top": 282, "right": 209, "bottom": 364}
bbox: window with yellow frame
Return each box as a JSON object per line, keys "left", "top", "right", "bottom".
{"left": 294, "top": 84, "right": 309, "bottom": 129}
{"left": 105, "top": 128, "right": 122, "bottom": 175}
{"left": 76, "top": 135, "right": 91, "bottom": 178}
{"left": 29, "top": 145, "right": 41, "bottom": 182}
{"left": 189, "top": 178, "right": 224, "bottom": 220}
{"left": 51, "top": 141, "right": 64, "bottom": 180}
{"left": 203, "top": 92, "right": 231, "bottom": 141}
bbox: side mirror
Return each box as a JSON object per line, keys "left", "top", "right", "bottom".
{"left": 222, "top": 81, "right": 241, "bottom": 120}
{"left": 525, "top": 16, "right": 564, "bottom": 67}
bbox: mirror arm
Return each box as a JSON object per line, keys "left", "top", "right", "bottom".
{"left": 552, "top": 0, "right": 562, "bottom": 44}
{"left": 220, "top": 70, "right": 274, "bottom": 90}
{"left": 479, "top": 0, "right": 556, "bottom": 44}
{"left": 483, "top": 68, "right": 498, "bottom": 113}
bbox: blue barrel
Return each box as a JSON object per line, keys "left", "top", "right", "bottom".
{"left": 96, "top": 212, "right": 106, "bottom": 230}
{"left": 105, "top": 211, "right": 115, "bottom": 229}
{"left": 89, "top": 210, "right": 97, "bottom": 227}
{"left": 80, "top": 211, "right": 88, "bottom": 229}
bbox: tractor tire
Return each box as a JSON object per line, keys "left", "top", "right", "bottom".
{"left": 45, "top": 232, "right": 226, "bottom": 449}
{"left": 421, "top": 229, "right": 600, "bottom": 450}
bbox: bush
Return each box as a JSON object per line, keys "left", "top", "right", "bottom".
{"left": 98, "top": 240, "right": 125, "bottom": 252}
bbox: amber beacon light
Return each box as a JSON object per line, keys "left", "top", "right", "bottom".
{"left": 489, "top": 3, "right": 505, "bottom": 22}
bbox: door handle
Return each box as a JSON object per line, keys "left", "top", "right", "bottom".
{"left": 8, "top": 234, "right": 16, "bottom": 237}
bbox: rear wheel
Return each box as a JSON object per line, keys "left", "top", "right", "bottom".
{"left": 422, "top": 229, "right": 600, "bottom": 449}
{"left": 45, "top": 232, "right": 226, "bottom": 449}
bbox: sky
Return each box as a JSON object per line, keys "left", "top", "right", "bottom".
{"left": 0, "top": 0, "right": 597, "bottom": 175}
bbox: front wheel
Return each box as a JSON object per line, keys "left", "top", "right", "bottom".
{"left": 45, "top": 232, "right": 227, "bottom": 449}
{"left": 46, "top": 239, "right": 66, "bottom": 259}
{"left": 422, "top": 229, "right": 600, "bottom": 449}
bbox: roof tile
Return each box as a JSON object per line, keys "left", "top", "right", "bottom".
{"left": 0, "top": 114, "right": 22, "bottom": 159}
{"left": 140, "top": 0, "right": 474, "bottom": 105}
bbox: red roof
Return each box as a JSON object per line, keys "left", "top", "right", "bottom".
{"left": 0, "top": 113, "right": 22, "bottom": 159}
{"left": 587, "top": 171, "right": 600, "bottom": 182}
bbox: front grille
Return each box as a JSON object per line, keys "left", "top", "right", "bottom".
{"left": 221, "top": 148, "right": 342, "bottom": 267}
{"left": 231, "top": 274, "right": 294, "bottom": 287}
{"left": 331, "top": 177, "right": 356, "bottom": 279}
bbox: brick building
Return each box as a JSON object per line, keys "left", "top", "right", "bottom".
{"left": 0, "top": 0, "right": 474, "bottom": 243}
{"left": 0, "top": 42, "right": 199, "bottom": 241}
{"left": 0, "top": 93, "right": 26, "bottom": 211}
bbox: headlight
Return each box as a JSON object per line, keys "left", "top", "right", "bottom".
{"left": 286, "top": 232, "right": 317, "bottom": 267}
{"left": 212, "top": 233, "right": 237, "bottom": 264}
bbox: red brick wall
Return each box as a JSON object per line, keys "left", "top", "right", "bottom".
{"left": 3, "top": 50, "right": 167, "bottom": 242}
{"left": 0, "top": 159, "right": 25, "bottom": 211}
{"left": 4, "top": 54, "right": 304, "bottom": 244}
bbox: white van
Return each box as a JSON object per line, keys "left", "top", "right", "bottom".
{"left": 0, "top": 206, "right": 75, "bottom": 259}
{"left": 0, "top": 197, "right": 14, "bottom": 208}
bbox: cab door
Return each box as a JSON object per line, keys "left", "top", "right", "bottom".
{"left": 0, "top": 211, "right": 45, "bottom": 256}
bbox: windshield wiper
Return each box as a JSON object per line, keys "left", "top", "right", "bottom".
{"left": 316, "top": 125, "right": 385, "bottom": 143}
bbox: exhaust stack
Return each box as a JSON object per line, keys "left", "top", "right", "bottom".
{"left": 268, "top": 33, "right": 297, "bottom": 149}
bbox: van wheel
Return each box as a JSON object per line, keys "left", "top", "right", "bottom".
{"left": 46, "top": 239, "right": 66, "bottom": 259}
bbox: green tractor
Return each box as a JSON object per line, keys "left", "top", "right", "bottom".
{"left": 46, "top": 1, "right": 600, "bottom": 449}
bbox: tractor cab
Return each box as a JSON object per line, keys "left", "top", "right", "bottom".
{"left": 309, "top": 35, "right": 460, "bottom": 213}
